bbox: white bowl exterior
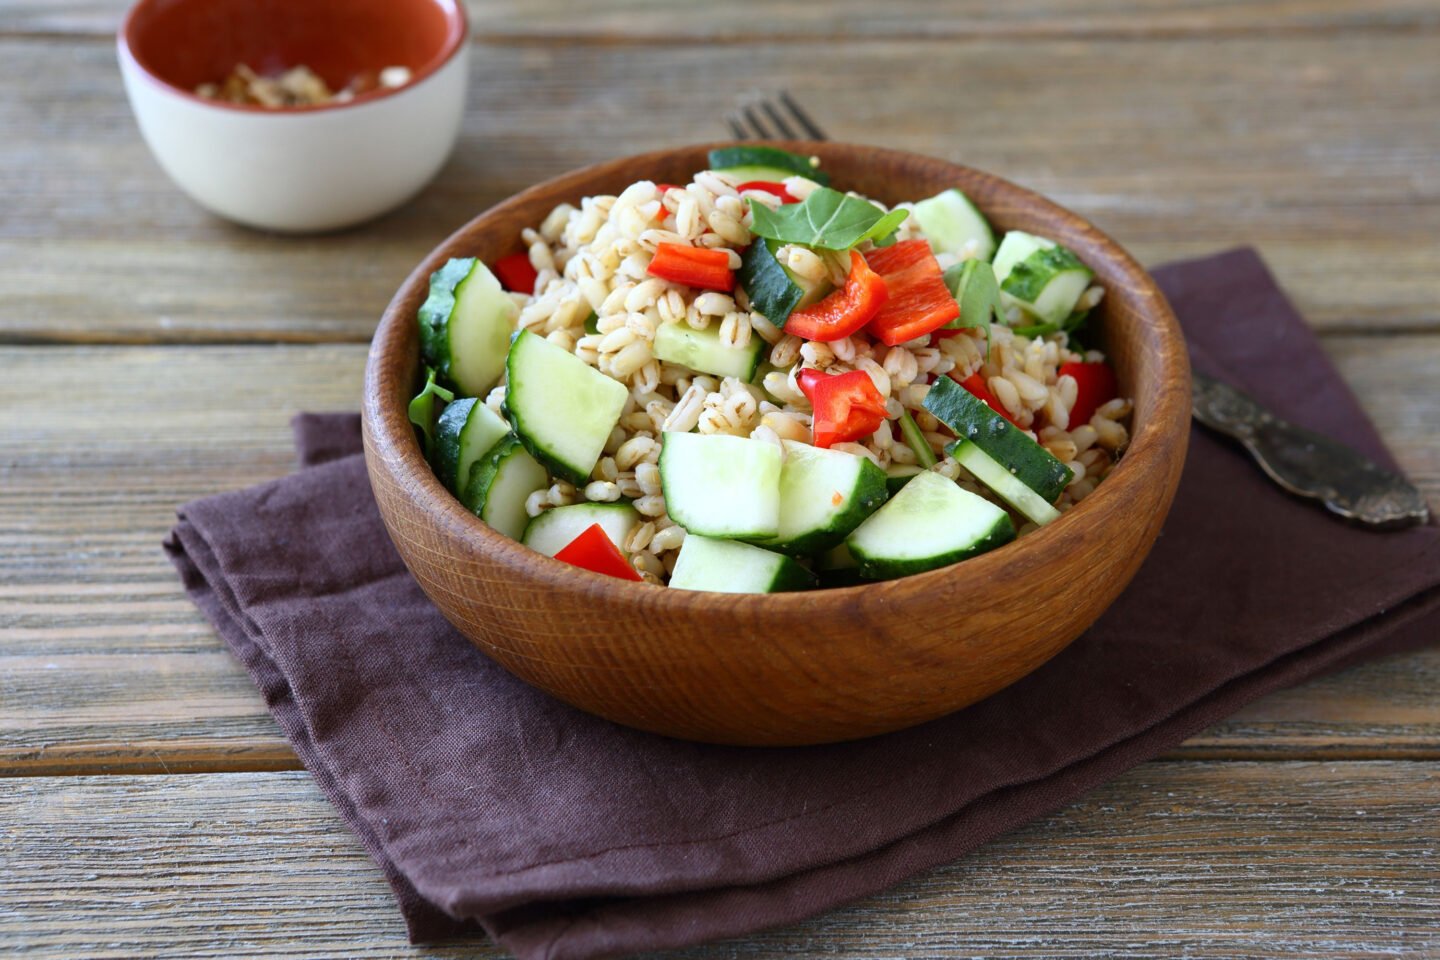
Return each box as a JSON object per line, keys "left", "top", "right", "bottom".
{"left": 118, "top": 42, "right": 469, "bottom": 232}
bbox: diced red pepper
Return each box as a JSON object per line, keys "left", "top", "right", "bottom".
{"left": 863, "top": 240, "right": 960, "bottom": 346}
{"left": 647, "top": 242, "right": 734, "bottom": 291}
{"left": 493, "top": 252, "right": 539, "bottom": 295}
{"left": 553, "top": 523, "right": 643, "bottom": 582}
{"left": 798, "top": 368, "right": 889, "bottom": 449}
{"left": 956, "top": 371, "right": 1019, "bottom": 426}
{"left": 1059, "top": 361, "right": 1118, "bottom": 428}
{"left": 735, "top": 180, "right": 799, "bottom": 204}
{"left": 654, "top": 183, "right": 681, "bottom": 193}
{"left": 783, "top": 250, "right": 888, "bottom": 342}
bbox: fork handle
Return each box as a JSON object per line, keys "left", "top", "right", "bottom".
{"left": 1191, "top": 372, "right": 1430, "bottom": 529}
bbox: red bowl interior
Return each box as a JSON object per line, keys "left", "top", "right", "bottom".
{"left": 121, "top": 0, "right": 466, "bottom": 109}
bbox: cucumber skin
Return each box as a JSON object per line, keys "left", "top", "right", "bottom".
{"left": 432, "top": 397, "right": 479, "bottom": 492}
{"left": 766, "top": 457, "right": 889, "bottom": 556}
{"left": 922, "top": 377, "right": 1074, "bottom": 503}
{"left": 1000, "top": 245, "right": 1090, "bottom": 305}
{"left": 707, "top": 146, "right": 830, "bottom": 186}
{"left": 850, "top": 513, "right": 1015, "bottom": 580}
{"left": 884, "top": 465, "right": 924, "bottom": 495}
{"left": 418, "top": 258, "right": 477, "bottom": 389}
{"left": 670, "top": 535, "right": 817, "bottom": 593}
{"left": 460, "top": 434, "right": 542, "bottom": 531}
{"left": 739, "top": 239, "right": 805, "bottom": 329}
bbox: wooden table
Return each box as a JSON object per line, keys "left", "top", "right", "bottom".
{"left": 3, "top": 2, "right": 1438, "bottom": 956}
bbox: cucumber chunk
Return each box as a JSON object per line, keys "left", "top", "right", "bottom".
{"left": 461, "top": 435, "right": 549, "bottom": 541}
{"left": 766, "top": 440, "right": 888, "bottom": 555}
{"left": 948, "top": 439, "right": 1062, "bottom": 526}
{"left": 659, "top": 433, "right": 782, "bottom": 539}
{"left": 813, "top": 541, "right": 864, "bottom": 588}
{"left": 707, "top": 145, "right": 830, "bottom": 186}
{"left": 432, "top": 398, "right": 510, "bottom": 495}
{"left": 522, "top": 502, "right": 640, "bottom": 558}
{"left": 653, "top": 319, "right": 765, "bottom": 381}
{"left": 419, "top": 258, "right": 517, "bottom": 397}
{"left": 504, "top": 329, "right": 628, "bottom": 485}
{"left": 846, "top": 471, "right": 1015, "bottom": 580}
{"left": 911, "top": 188, "right": 996, "bottom": 262}
{"left": 922, "top": 377, "right": 1074, "bottom": 502}
{"left": 992, "top": 232, "right": 1093, "bottom": 326}
{"left": 738, "top": 238, "right": 831, "bottom": 329}
{"left": 884, "top": 463, "right": 925, "bottom": 495}
{"left": 669, "top": 535, "right": 816, "bottom": 594}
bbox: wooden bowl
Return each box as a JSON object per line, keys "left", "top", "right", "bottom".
{"left": 363, "top": 142, "right": 1191, "bottom": 746}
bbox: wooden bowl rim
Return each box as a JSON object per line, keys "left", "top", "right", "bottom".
{"left": 364, "top": 141, "right": 1191, "bottom": 614}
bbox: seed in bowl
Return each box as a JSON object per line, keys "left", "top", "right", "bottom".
{"left": 411, "top": 145, "right": 1131, "bottom": 592}
{"left": 195, "top": 63, "right": 413, "bottom": 107}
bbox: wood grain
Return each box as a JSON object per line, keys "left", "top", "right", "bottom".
{"left": 2, "top": 763, "right": 1436, "bottom": 957}
{"left": 1, "top": 339, "right": 1434, "bottom": 770}
{"left": 3, "top": 33, "right": 1439, "bottom": 342}
{"left": 7, "top": 0, "right": 1439, "bottom": 39}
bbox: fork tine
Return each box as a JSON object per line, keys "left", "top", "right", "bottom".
{"left": 760, "top": 99, "right": 797, "bottom": 139}
{"left": 726, "top": 114, "right": 749, "bottom": 139}
{"left": 778, "top": 90, "right": 828, "bottom": 141}
{"left": 741, "top": 102, "right": 774, "bottom": 140}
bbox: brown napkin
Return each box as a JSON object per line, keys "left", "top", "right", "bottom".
{"left": 165, "top": 249, "right": 1439, "bottom": 960}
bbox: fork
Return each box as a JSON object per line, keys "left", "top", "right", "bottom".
{"left": 725, "top": 91, "right": 828, "bottom": 141}
{"left": 720, "top": 93, "right": 1429, "bottom": 529}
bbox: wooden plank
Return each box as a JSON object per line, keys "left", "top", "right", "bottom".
{"left": 2, "top": 34, "right": 1439, "bottom": 342}
{"left": 0, "top": 340, "right": 1436, "bottom": 776}
{"left": 2, "top": 763, "right": 1436, "bottom": 957}
{"left": 6, "top": 0, "right": 1438, "bottom": 39}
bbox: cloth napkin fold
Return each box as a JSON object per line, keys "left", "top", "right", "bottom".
{"left": 165, "top": 249, "right": 1439, "bottom": 960}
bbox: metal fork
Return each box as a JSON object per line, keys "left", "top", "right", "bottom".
{"left": 725, "top": 91, "right": 828, "bottom": 141}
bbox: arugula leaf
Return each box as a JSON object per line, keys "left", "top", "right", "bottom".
{"left": 1013, "top": 307, "right": 1090, "bottom": 342}
{"left": 738, "top": 238, "right": 805, "bottom": 328}
{"left": 408, "top": 366, "right": 455, "bottom": 457}
{"left": 942, "top": 259, "right": 1003, "bottom": 355}
{"left": 748, "top": 187, "right": 909, "bottom": 251}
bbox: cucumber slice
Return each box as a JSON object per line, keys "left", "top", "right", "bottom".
{"left": 659, "top": 432, "right": 782, "bottom": 539}
{"left": 992, "top": 232, "right": 1093, "bottom": 326}
{"left": 669, "top": 535, "right": 816, "bottom": 594}
{"left": 846, "top": 471, "right": 1015, "bottom": 580}
{"left": 991, "top": 231, "right": 1053, "bottom": 285}
{"left": 948, "top": 439, "right": 1062, "bottom": 526}
{"left": 884, "top": 463, "right": 925, "bottom": 495}
{"left": 432, "top": 398, "right": 509, "bottom": 495}
{"left": 897, "top": 409, "right": 937, "bottom": 468}
{"left": 461, "top": 435, "right": 549, "bottom": 541}
{"left": 814, "top": 541, "right": 865, "bottom": 588}
{"left": 910, "top": 188, "right": 996, "bottom": 262}
{"left": 653, "top": 319, "right": 765, "bottom": 381}
{"left": 707, "top": 146, "right": 829, "bottom": 187}
{"left": 504, "top": 329, "right": 628, "bottom": 485}
{"left": 522, "top": 502, "right": 640, "bottom": 557}
{"left": 922, "top": 377, "right": 1074, "bottom": 502}
{"left": 738, "top": 238, "right": 831, "bottom": 329}
{"left": 419, "top": 258, "right": 517, "bottom": 397}
{"left": 765, "top": 440, "right": 888, "bottom": 555}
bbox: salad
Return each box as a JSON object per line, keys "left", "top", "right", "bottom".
{"left": 410, "top": 146, "right": 1132, "bottom": 592}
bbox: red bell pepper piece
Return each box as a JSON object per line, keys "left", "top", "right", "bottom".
{"left": 956, "top": 371, "right": 1019, "bottom": 426}
{"left": 863, "top": 240, "right": 960, "bottom": 346}
{"left": 1059, "top": 361, "right": 1118, "bottom": 427}
{"left": 552, "top": 523, "right": 643, "bottom": 582}
{"left": 646, "top": 242, "right": 735, "bottom": 291}
{"left": 798, "top": 368, "right": 889, "bottom": 449}
{"left": 783, "top": 250, "right": 888, "bottom": 342}
{"left": 654, "top": 183, "right": 681, "bottom": 193}
{"left": 735, "top": 180, "right": 799, "bottom": 204}
{"left": 493, "top": 251, "right": 539, "bottom": 295}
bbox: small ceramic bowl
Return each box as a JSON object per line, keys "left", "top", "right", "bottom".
{"left": 118, "top": 0, "right": 469, "bottom": 233}
{"left": 363, "top": 143, "right": 1192, "bottom": 746}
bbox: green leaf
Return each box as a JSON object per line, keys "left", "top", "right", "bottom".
{"left": 942, "top": 259, "right": 1003, "bottom": 355}
{"left": 738, "top": 238, "right": 805, "bottom": 328}
{"left": 1012, "top": 307, "right": 1090, "bottom": 342}
{"left": 748, "top": 187, "right": 909, "bottom": 251}
{"left": 583, "top": 310, "right": 600, "bottom": 335}
{"left": 407, "top": 366, "right": 455, "bottom": 456}
{"left": 897, "top": 409, "right": 937, "bottom": 469}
